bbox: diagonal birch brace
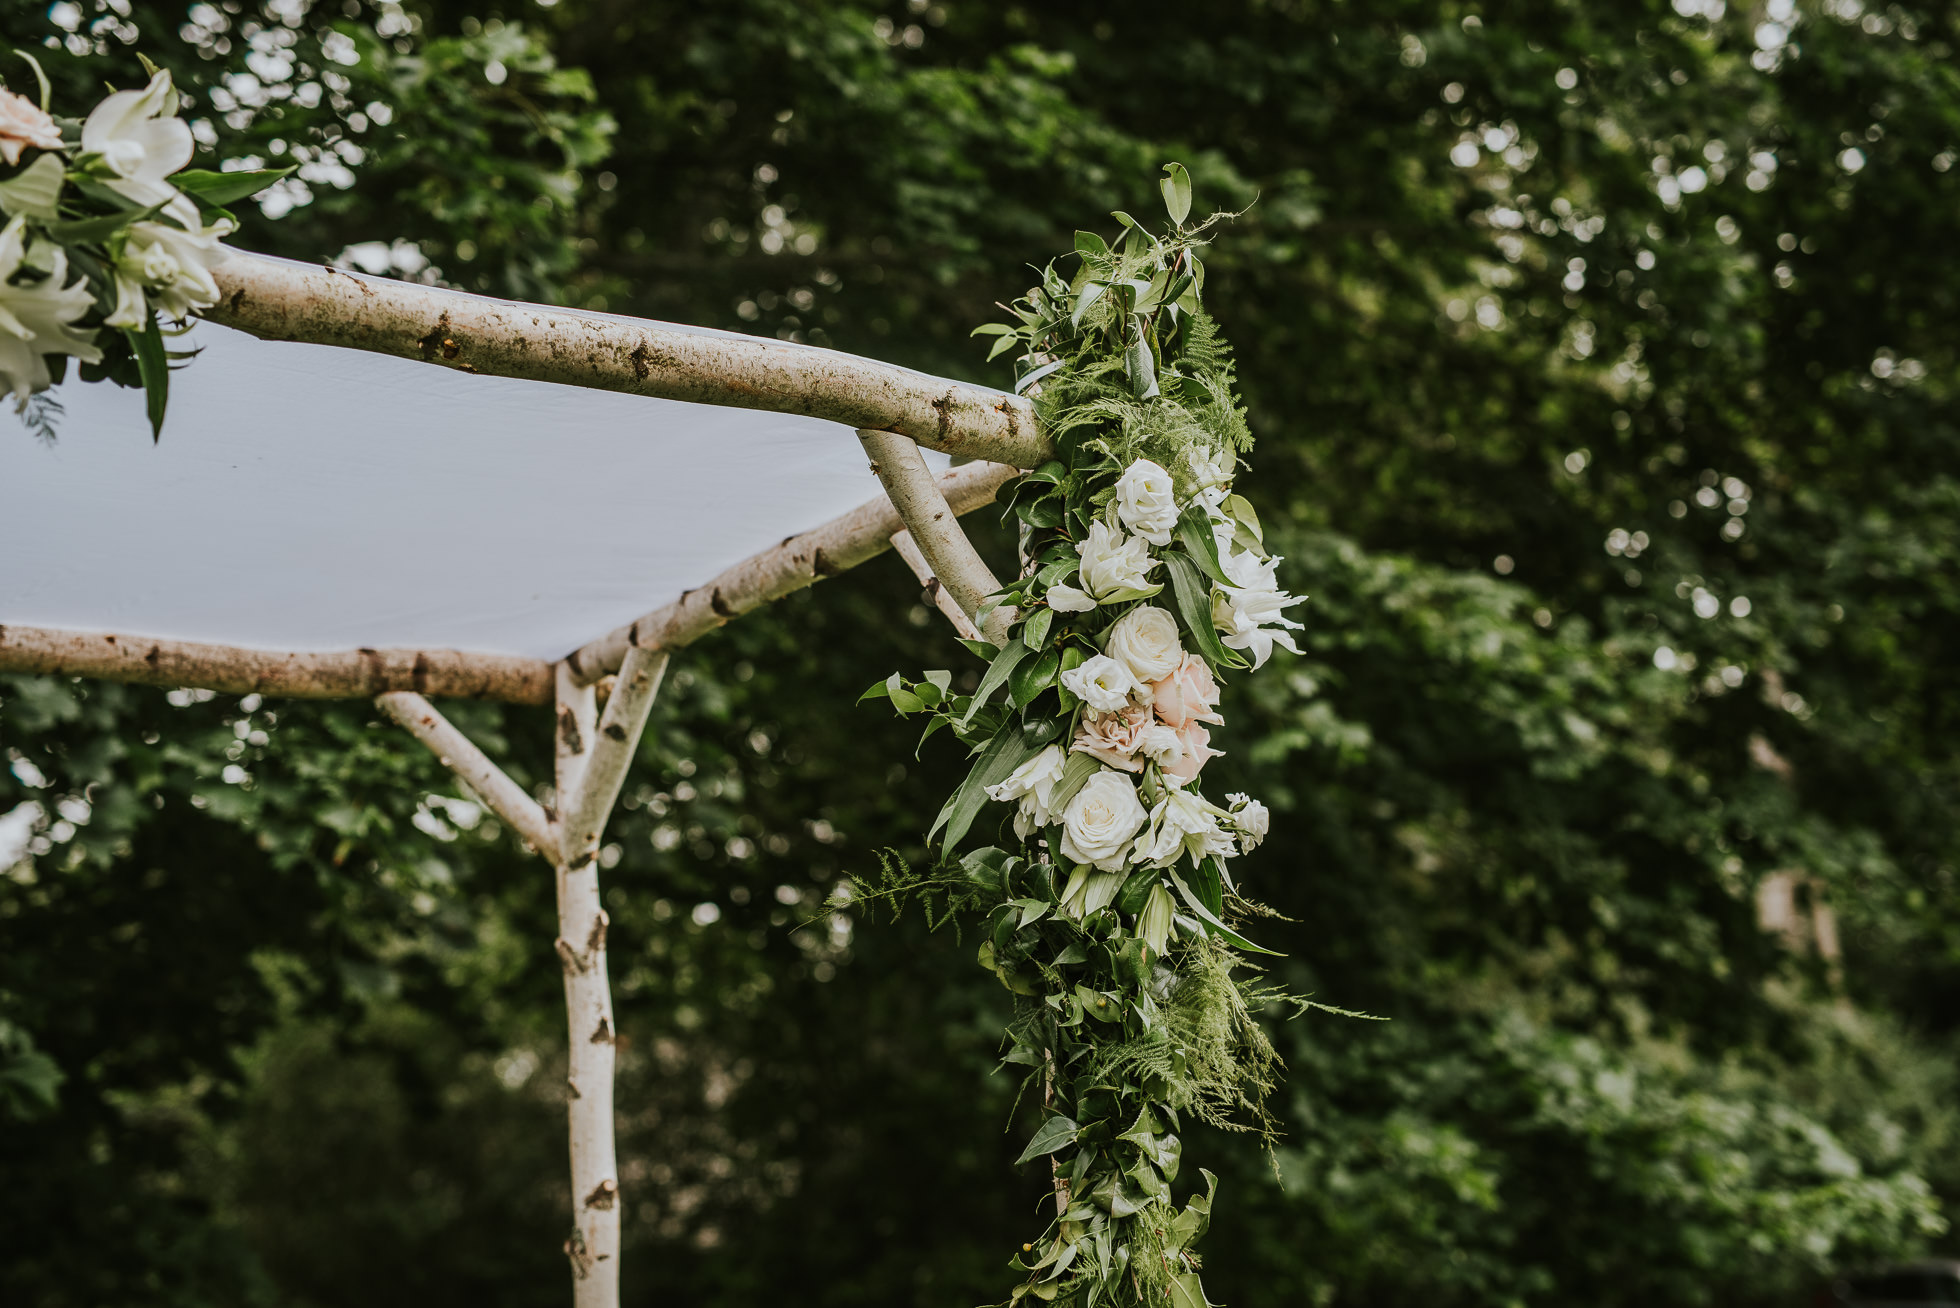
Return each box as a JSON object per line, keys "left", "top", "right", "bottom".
{"left": 567, "top": 458, "right": 1016, "bottom": 680}
{"left": 375, "top": 691, "right": 561, "bottom": 862}
{"left": 858, "top": 430, "right": 1013, "bottom": 646}
{"left": 891, "top": 529, "right": 981, "bottom": 641}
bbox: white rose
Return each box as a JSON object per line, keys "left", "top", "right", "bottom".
{"left": 985, "top": 744, "right": 1068, "bottom": 839}
{"left": 1187, "top": 447, "right": 1233, "bottom": 511}
{"left": 1060, "top": 654, "right": 1138, "bottom": 713}
{"left": 80, "top": 70, "right": 195, "bottom": 219}
{"left": 1077, "top": 519, "right": 1161, "bottom": 601}
{"left": 1059, "top": 769, "right": 1148, "bottom": 872}
{"left": 1115, "top": 457, "right": 1180, "bottom": 546}
{"left": 1104, "top": 604, "right": 1183, "bottom": 684}
{"left": 1227, "top": 792, "right": 1271, "bottom": 852}
{"left": 1133, "top": 786, "right": 1237, "bottom": 869}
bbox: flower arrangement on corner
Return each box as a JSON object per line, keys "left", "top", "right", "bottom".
{"left": 859, "top": 166, "right": 1315, "bottom": 1308}
{"left": 0, "top": 53, "right": 286, "bottom": 439}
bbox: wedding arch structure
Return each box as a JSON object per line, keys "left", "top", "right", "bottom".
{"left": 1, "top": 251, "right": 1044, "bottom": 1308}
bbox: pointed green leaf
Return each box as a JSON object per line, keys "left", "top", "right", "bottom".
{"left": 1175, "top": 504, "right": 1232, "bottom": 584}
{"left": 1164, "top": 552, "right": 1243, "bottom": 670}
{"left": 170, "top": 166, "right": 295, "bottom": 206}
{"left": 126, "top": 314, "right": 168, "bottom": 442}
{"left": 1160, "top": 162, "right": 1193, "bottom": 226}
{"left": 960, "top": 639, "right": 1031, "bottom": 728}
{"left": 1015, "top": 1113, "right": 1081, "bottom": 1165}
{"left": 1170, "top": 869, "right": 1282, "bottom": 955}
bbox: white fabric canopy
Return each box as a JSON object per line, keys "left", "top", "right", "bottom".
{"left": 3, "top": 319, "right": 955, "bottom": 660}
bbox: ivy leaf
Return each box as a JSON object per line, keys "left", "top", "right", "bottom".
{"left": 1015, "top": 1113, "right": 1081, "bottom": 1165}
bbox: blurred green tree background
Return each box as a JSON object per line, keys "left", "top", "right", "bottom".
{"left": 3, "top": 1, "right": 1958, "bottom": 1305}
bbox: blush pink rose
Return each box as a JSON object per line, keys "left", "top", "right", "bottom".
{"left": 1150, "top": 653, "right": 1224, "bottom": 730}
{"left": 1071, "top": 701, "right": 1152, "bottom": 772}
{"left": 0, "top": 89, "right": 61, "bottom": 167}
{"left": 1162, "top": 719, "right": 1220, "bottom": 783}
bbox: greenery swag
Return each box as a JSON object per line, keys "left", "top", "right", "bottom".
{"left": 861, "top": 167, "right": 1310, "bottom": 1308}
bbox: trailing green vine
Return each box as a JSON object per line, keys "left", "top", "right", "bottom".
{"left": 859, "top": 166, "right": 1307, "bottom": 1308}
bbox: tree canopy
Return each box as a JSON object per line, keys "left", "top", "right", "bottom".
{"left": 3, "top": 2, "right": 1957, "bottom": 1305}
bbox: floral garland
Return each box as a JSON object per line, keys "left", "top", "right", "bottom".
{"left": 0, "top": 56, "right": 284, "bottom": 438}
{"left": 862, "top": 167, "right": 1304, "bottom": 1308}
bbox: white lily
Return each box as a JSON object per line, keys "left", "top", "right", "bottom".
{"left": 80, "top": 70, "right": 194, "bottom": 218}
{"left": 108, "top": 217, "right": 235, "bottom": 326}
{"left": 1132, "top": 784, "right": 1238, "bottom": 869}
{"left": 0, "top": 215, "right": 103, "bottom": 408}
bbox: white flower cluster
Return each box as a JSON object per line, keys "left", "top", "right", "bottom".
{"left": 0, "top": 71, "right": 236, "bottom": 408}
{"left": 985, "top": 453, "right": 1292, "bottom": 953}
{"left": 1047, "top": 455, "right": 1304, "bottom": 669}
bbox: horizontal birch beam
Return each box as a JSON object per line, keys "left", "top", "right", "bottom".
{"left": 0, "top": 624, "right": 554, "bottom": 704}
{"left": 565, "top": 458, "right": 1016, "bottom": 681}
{"left": 1, "top": 463, "right": 1016, "bottom": 704}
{"left": 204, "top": 254, "right": 1051, "bottom": 469}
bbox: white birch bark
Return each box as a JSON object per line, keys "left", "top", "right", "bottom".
{"left": 204, "top": 254, "right": 1050, "bottom": 469}
{"left": 0, "top": 624, "right": 552, "bottom": 704}
{"left": 375, "top": 691, "right": 561, "bottom": 861}
{"left": 890, "top": 530, "right": 982, "bottom": 640}
{"left": 566, "top": 458, "right": 1015, "bottom": 680}
{"left": 552, "top": 663, "right": 621, "bottom": 1307}
{"left": 857, "top": 430, "right": 1013, "bottom": 645}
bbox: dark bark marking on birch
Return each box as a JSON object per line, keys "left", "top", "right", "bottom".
{"left": 933, "top": 390, "right": 954, "bottom": 449}
{"left": 710, "top": 588, "right": 733, "bottom": 617}
{"left": 584, "top": 1179, "right": 619, "bottom": 1210}
{"left": 629, "top": 343, "right": 652, "bottom": 380}
{"left": 557, "top": 706, "right": 584, "bottom": 755}
{"left": 812, "top": 547, "right": 840, "bottom": 577}
{"left": 587, "top": 911, "right": 609, "bottom": 954}
{"left": 591, "top": 1015, "right": 613, "bottom": 1044}
{"left": 145, "top": 645, "right": 161, "bottom": 668}
{"left": 411, "top": 651, "right": 430, "bottom": 694}
{"left": 603, "top": 722, "right": 627, "bottom": 741}
{"left": 418, "top": 313, "right": 452, "bottom": 362}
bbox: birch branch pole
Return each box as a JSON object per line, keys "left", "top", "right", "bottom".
{"left": 891, "top": 530, "right": 981, "bottom": 640}
{"left": 205, "top": 254, "right": 1051, "bottom": 469}
{"left": 375, "top": 691, "right": 561, "bottom": 861}
{"left": 566, "top": 458, "right": 1016, "bottom": 679}
{"left": 0, "top": 625, "right": 552, "bottom": 704}
{"left": 858, "top": 430, "right": 1013, "bottom": 646}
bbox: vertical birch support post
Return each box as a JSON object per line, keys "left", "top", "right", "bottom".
{"left": 552, "top": 646, "right": 668, "bottom": 1307}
